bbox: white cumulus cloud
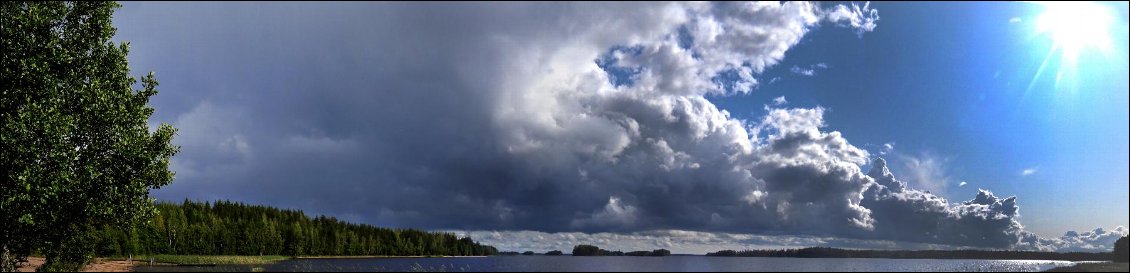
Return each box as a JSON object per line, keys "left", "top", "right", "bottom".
{"left": 116, "top": 1, "right": 1112, "bottom": 252}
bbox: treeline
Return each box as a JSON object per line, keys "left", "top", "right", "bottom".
{"left": 705, "top": 247, "right": 1113, "bottom": 261}
{"left": 571, "top": 245, "right": 670, "bottom": 256}
{"left": 89, "top": 200, "right": 497, "bottom": 257}
{"left": 626, "top": 249, "right": 672, "bottom": 256}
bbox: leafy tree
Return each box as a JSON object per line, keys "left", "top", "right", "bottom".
{"left": 545, "top": 250, "right": 563, "bottom": 256}
{"left": 1, "top": 1, "right": 178, "bottom": 271}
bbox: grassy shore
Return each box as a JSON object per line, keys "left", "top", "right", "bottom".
{"left": 124, "top": 255, "right": 289, "bottom": 265}
{"left": 19, "top": 255, "right": 287, "bottom": 272}
{"left": 1046, "top": 262, "right": 1129, "bottom": 272}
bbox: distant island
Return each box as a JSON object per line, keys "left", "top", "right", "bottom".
{"left": 706, "top": 246, "right": 1118, "bottom": 261}
{"left": 572, "top": 245, "right": 671, "bottom": 256}
{"left": 495, "top": 246, "right": 671, "bottom": 256}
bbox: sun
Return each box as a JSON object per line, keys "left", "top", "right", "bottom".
{"left": 1035, "top": 1, "right": 1116, "bottom": 61}
{"left": 1026, "top": 1, "right": 1121, "bottom": 93}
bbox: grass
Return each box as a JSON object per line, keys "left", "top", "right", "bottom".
{"left": 123, "top": 255, "right": 288, "bottom": 265}
{"left": 1045, "top": 262, "right": 1129, "bottom": 272}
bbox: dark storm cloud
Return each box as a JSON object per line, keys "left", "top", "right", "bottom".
{"left": 861, "top": 158, "right": 1025, "bottom": 248}
{"left": 115, "top": 2, "right": 1119, "bottom": 251}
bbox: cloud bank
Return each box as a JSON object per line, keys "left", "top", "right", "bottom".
{"left": 115, "top": 2, "right": 1120, "bottom": 252}
{"left": 451, "top": 230, "right": 967, "bottom": 255}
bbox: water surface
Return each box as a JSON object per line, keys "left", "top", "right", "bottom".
{"left": 134, "top": 256, "right": 1077, "bottom": 272}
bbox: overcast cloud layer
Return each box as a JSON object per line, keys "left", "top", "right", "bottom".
{"left": 117, "top": 2, "right": 1122, "bottom": 253}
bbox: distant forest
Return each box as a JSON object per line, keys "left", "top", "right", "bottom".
{"left": 705, "top": 247, "right": 1117, "bottom": 261}
{"left": 89, "top": 200, "right": 498, "bottom": 257}
{"left": 571, "top": 245, "right": 671, "bottom": 256}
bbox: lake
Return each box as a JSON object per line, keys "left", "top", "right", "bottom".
{"left": 133, "top": 256, "right": 1078, "bottom": 272}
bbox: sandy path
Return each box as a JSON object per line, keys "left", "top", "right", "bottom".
{"left": 17, "top": 257, "right": 136, "bottom": 272}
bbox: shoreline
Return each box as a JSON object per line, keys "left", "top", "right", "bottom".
{"left": 294, "top": 255, "right": 489, "bottom": 259}
{"left": 17, "top": 257, "right": 139, "bottom": 272}
{"left": 19, "top": 255, "right": 1122, "bottom": 272}
{"left": 1045, "top": 262, "right": 1129, "bottom": 272}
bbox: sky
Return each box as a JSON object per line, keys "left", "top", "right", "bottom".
{"left": 112, "top": 2, "right": 1129, "bottom": 254}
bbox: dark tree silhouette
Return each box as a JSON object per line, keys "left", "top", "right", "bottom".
{"left": 572, "top": 245, "right": 602, "bottom": 256}
{"left": 572, "top": 245, "right": 668, "bottom": 256}
{"left": 1115, "top": 236, "right": 1128, "bottom": 263}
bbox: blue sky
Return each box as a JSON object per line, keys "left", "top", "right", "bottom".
{"left": 708, "top": 2, "right": 1129, "bottom": 237}
{"left": 113, "top": 2, "right": 1128, "bottom": 253}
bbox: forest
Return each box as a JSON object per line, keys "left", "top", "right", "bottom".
{"left": 705, "top": 246, "right": 1119, "bottom": 261}
{"left": 571, "top": 245, "right": 671, "bottom": 256}
{"left": 88, "top": 200, "right": 498, "bottom": 257}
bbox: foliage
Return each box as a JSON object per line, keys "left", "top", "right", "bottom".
{"left": 544, "top": 250, "right": 563, "bottom": 256}
{"left": 521, "top": 251, "right": 535, "bottom": 256}
{"left": 90, "top": 200, "right": 498, "bottom": 258}
{"left": 705, "top": 247, "right": 1113, "bottom": 261}
{"left": 2, "top": 1, "right": 178, "bottom": 271}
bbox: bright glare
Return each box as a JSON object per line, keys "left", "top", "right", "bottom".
{"left": 1027, "top": 1, "right": 1120, "bottom": 93}
{"left": 1036, "top": 2, "right": 1115, "bottom": 61}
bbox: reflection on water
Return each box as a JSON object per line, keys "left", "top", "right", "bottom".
{"left": 133, "top": 256, "right": 1077, "bottom": 272}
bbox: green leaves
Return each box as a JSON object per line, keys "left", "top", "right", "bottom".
{"left": 2, "top": 1, "right": 177, "bottom": 271}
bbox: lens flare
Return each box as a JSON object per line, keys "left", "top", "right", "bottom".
{"left": 1028, "top": 1, "right": 1119, "bottom": 92}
